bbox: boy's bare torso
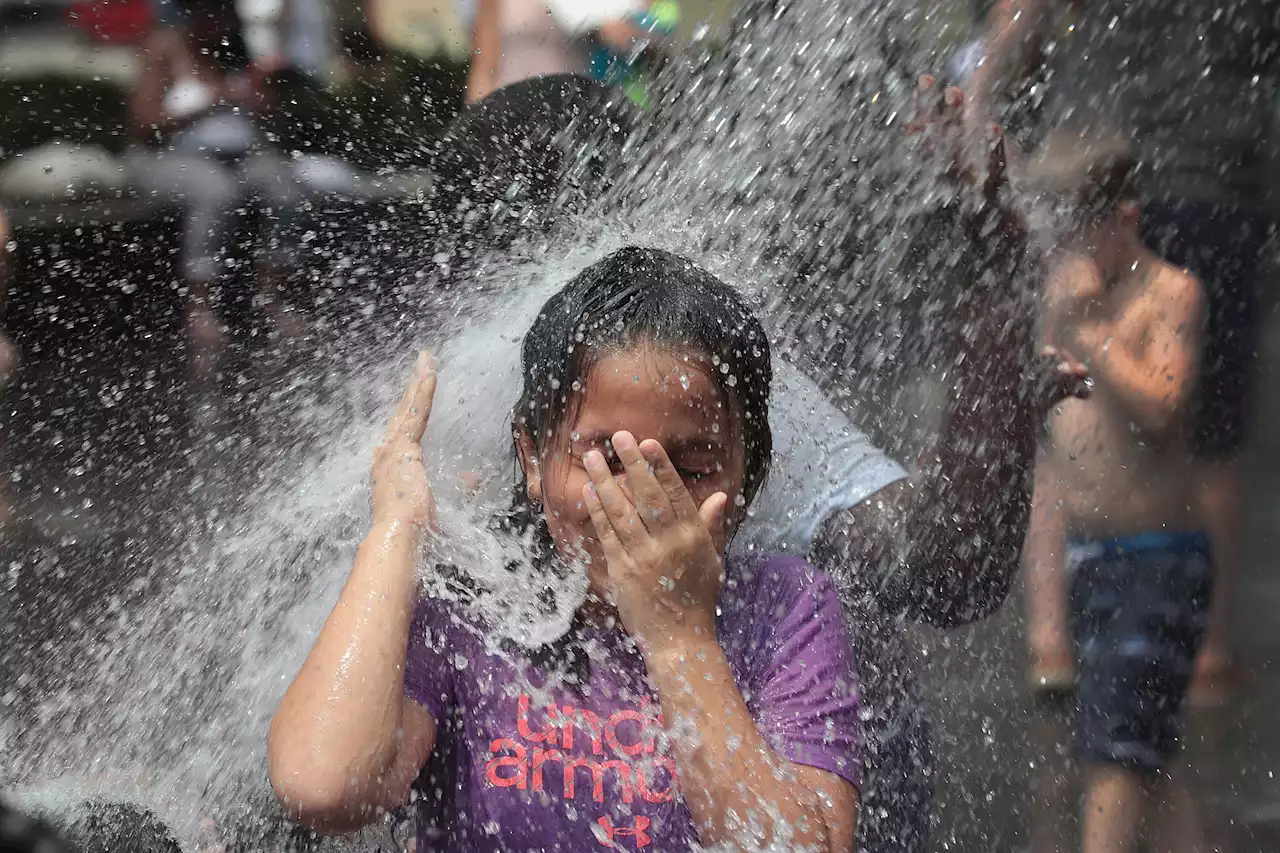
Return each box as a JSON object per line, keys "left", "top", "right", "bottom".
{"left": 1044, "top": 251, "right": 1202, "bottom": 539}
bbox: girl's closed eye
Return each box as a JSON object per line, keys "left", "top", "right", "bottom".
{"left": 674, "top": 457, "right": 721, "bottom": 483}
{"left": 573, "top": 442, "right": 623, "bottom": 474}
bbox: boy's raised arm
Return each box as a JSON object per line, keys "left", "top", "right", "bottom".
{"left": 812, "top": 82, "right": 1088, "bottom": 628}
{"left": 815, "top": 285, "right": 1083, "bottom": 627}
{"left": 1042, "top": 255, "right": 1104, "bottom": 346}
{"left": 966, "top": 0, "right": 1056, "bottom": 123}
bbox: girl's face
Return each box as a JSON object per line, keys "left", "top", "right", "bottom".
{"left": 518, "top": 347, "right": 747, "bottom": 597}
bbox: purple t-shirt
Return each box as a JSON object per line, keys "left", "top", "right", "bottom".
{"left": 403, "top": 554, "right": 861, "bottom": 852}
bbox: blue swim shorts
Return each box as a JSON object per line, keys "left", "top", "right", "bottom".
{"left": 1067, "top": 531, "right": 1214, "bottom": 775}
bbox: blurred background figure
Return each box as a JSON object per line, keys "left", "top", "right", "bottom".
{"left": 1029, "top": 128, "right": 1212, "bottom": 853}
{"left": 465, "top": 0, "right": 675, "bottom": 105}
{"left": 126, "top": 0, "right": 306, "bottom": 386}
{"left": 969, "top": 0, "right": 1280, "bottom": 708}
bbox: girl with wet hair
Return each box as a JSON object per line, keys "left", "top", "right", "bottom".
{"left": 269, "top": 246, "right": 863, "bottom": 852}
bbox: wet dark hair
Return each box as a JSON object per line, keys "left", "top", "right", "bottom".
{"left": 1028, "top": 127, "right": 1139, "bottom": 226}
{"left": 513, "top": 245, "right": 774, "bottom": 507}
{"left": 495, "top": 246, "right": 774, "bottom": 684}
{"left": 39, "top": 802, "right": 180, "bottom": 853}
{"left": 424, "top": 75, "right": 634, "bottom": 261}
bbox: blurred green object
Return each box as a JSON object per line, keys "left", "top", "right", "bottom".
{"left": 588, "top": 1, "right": 680, "bottom": 108}
{"left": 649, "top": 0, "right": 680, "bottom": 31}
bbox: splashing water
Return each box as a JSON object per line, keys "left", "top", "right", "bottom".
{"left": 1, "top": 238, "right": 614, "bottom": 841}
{"left": 0, "top": 2, "right": 990, "bottom": 848}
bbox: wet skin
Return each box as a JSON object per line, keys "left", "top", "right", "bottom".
{"left": 517, "top": 347, "right": 747, "bottom": 598}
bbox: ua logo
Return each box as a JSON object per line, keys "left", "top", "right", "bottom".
{"left": 595, "top": 815, "right": 652, "bottom": 848}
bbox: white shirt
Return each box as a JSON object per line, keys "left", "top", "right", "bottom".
{"left": 425, "top": 302, "right": 907, "bottom": 556}
{"left": 734, "top": 363, "right": 906, "bottom": 556}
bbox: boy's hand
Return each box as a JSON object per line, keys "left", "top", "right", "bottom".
{"left": 906, "top": 76, "right": 1033, "bottom": 321}
{"left": 1033, "top": 345, "right": 1091, "bottom": 414}
{"left": 371, "top": 352, "right": 438, "bottom": 531}
{"left": 906, "top": 76, "right": 1019, "bottom": 231}
{"left": 581, "top": 430, "right": 725, "bottom": 651}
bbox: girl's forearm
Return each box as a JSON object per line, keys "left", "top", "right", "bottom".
{"left": 642, "top": 636, "right": 832, "bottom": 853}
{"left": 268, "top": 521, "right": 429, "bottom": 822}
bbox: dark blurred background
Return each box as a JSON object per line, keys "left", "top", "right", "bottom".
{"left": 2, "top": 1, "right": 1280, "bottom": 851}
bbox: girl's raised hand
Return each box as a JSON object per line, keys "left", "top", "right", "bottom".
{"left": 371, "top": 351, "right": 438, "bottom": 532}
{"left": 582, "top": 430, "right": 727, "bottom": 649}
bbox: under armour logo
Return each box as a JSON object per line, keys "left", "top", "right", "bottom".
{"left": 595, "top": 815, "right": 652, "bottom": 848}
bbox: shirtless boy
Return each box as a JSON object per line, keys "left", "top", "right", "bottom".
{"left": 1028, "top": 132, "right": 1210, "bottom": 853}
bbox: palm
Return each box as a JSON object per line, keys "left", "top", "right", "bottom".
{"left": 372, "top": 352, "right": 438, "bottom": 529}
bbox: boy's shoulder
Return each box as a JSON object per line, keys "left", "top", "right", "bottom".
{"left": 1144, "top": 255, "right": 1203, "bottom": 305}
{"left": 1046, "top": 251, "right": 1102, "bottom": 290}
{"left": 1118, "top": 253, "right": 1204, "bottom": 333}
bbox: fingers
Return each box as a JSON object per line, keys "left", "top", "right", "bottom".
{"left": 697, "top": 492, "right": 729, "bottom": 544}
{"left": 1060, "top": 361, "right": 1093, "bottom": 399}
{"left": 611, "top": 431, "right": 673, "bottom": 528}
{"left": 457, "top": 471, "right": 485, "bottom": 495}
{"left": 583, "top": 480, "right": 629, "bottom": 566}
{"left": 1039, "top": 346, "right": 1093, "bottom": 402}
{"left": 584, "top": 448, "right": 646, "bottom": 547}
{"left": 906, "top": 73, "right": 1017, "bottom": 206}
{"left": 907, "top": 76, "right": 962, "bottom": 129}
{"left": 942, "top": 85, "right": 964, "bottom": 134}
{"left": 908, "top": 76, "right": 991, "bottom": 189}
{"left": 905, "top": 75, "right": 935, "bottom": 134}
{"left": 638, "top": 437, "right": 702, "bottom": 523}
{"left": 384, "top": 351, "right": 438, "bottom": 445}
